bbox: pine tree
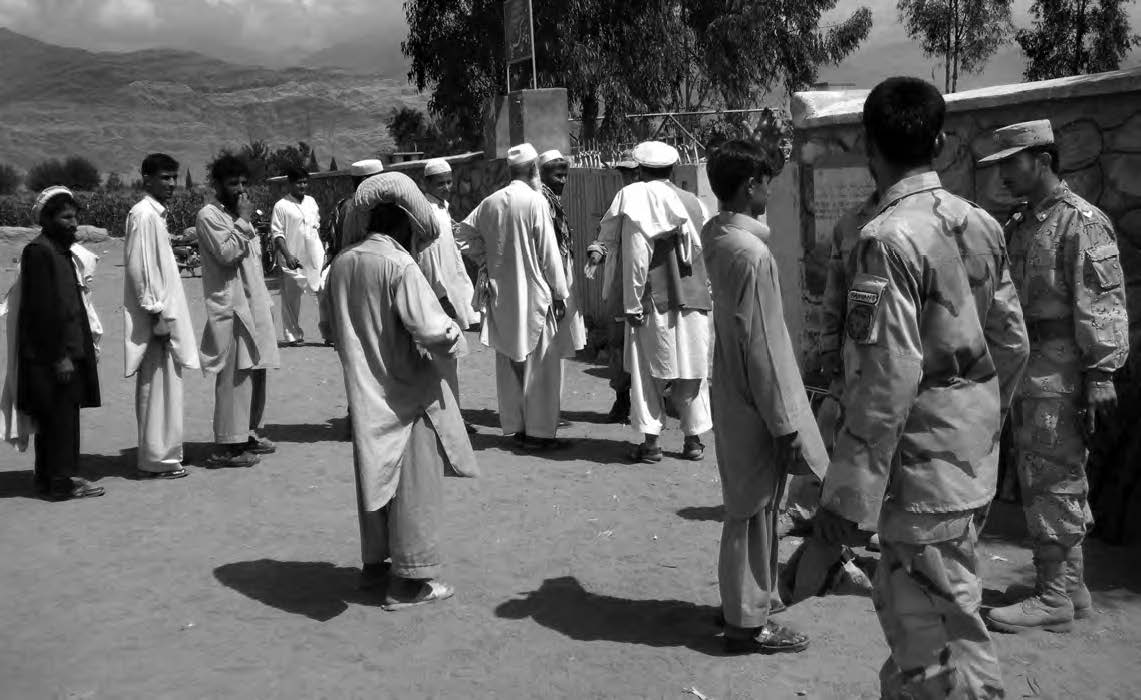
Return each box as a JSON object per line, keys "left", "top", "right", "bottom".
{"left": 185, "top": 169, "right": 195, "bottom": 190}
{"left": 307, "top": 150, "right": 320, "bottom": 174}
{"left": 329, "top": 156, "right": 339, "bottom": 171}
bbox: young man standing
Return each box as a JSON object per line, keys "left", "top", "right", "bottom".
{"left": 814, "top": 77, "right": 1029, "bottom": 698}
{"left": 124, "top": 153, "right": 199, "bottom": 480}
{"left": 196, "top": 155, "right": 280, "bottom": 468}
{"left": 539, "top": 150, "right": 586, "bottom": 362}
{"left": 703, "top": 140, "right": 828, "bottom": 654}
{"left": 272, "top": 166, "right": 321, "bottom": 346}
{"left": 980, "top": 120, "right": 1129, "bottom": 633}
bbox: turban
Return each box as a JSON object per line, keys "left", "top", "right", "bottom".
{"left": 340, "top": 172, "right": 441, "bottom": 250}
{"left": 32, "top": 186, "right": 75, "bottom": 221}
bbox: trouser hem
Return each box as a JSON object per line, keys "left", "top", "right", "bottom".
{"left": 390, "top": 563, "right": 441, "bottom": 580}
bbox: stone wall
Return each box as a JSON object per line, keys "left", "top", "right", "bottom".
{"left": 776, "top": 67, "right": 1141, "bottom": 376}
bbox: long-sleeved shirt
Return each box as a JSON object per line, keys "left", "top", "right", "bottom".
{"left": 703, "top": 213, "right": 828, "bottom": 518}
{"left": 272, "top": 194, "right": 324, "bottom": 292}
{"left": 818, "top": 193, "right": 881, "bottom": 359}
{"left": 325, "top": 233, "right": 477, "bottom": 511}
{"left": 455, "top": 180, "right": 569, "bottom": 362}
{"left": 422, "top": 194, "right": 479, "bottom": 330}
{"left": 196, "top": 203, "right": 280, "bottom": 373}
{"left": 820, "top": 172, "right": 1029, "bottom": 542}
{"left": 1005, "top": 182, "right": 1129, "bottom": 397}
{"left": 123, "top": 196, "right": 199, "bottom": 376}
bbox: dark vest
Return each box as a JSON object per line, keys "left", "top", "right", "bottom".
{"left": 643, "top": 185, "right": 712, "bottom": 314}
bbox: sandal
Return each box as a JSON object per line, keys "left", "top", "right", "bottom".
{"left": 383, "top": 579, "right": 455, "bottom": 611}
{"left": 630, "top": 443, "right": 663, "bottom": 464}
{"left": 724, "top": 622, "right": 810, "bottom": 655}
{"left": 244, "top": 436, "right": 277, "bottom": 455}
{"left": 136, "top": 467, "right": 189, "bottom": 480}
{"left": 206, "top": 451, "right": 260, "bottom": 469}
{"left": 682, "top": 439, "right": 705, "bottom": 461}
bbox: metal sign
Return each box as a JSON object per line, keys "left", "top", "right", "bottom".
{"left": 503, "top": 0, "right": 537, "bottom": 91}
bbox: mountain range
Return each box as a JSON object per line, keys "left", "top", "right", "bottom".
{"left": 0, "top": 28, "right": 425, "bottom": 181}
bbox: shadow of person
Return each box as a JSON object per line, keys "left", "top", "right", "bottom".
{"left": 259, "top": 419, "right": 347, "bottom": 445}
{"left": 494, "top": 576, "right": 725, "bottom": 655}
{"left": 214, "top": 560, "right": 381, "bottom": 622}
{"left": 0, "top": 469, "right": 35, "bottom": 499}
{"left": 676, "top": 505, "right": 724, "bottom": 523}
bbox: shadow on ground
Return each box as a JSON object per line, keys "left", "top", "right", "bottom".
{"left": 260, "top": 418, "right": 350, "bottom": 445}
{"left": 214, "top": 560, "right": 382, "bottom": 622}
{"left": 676, "top": 505, "right": 725, "bottom": 522}
{"left": 495, "top": 576, "right": 725, "bottom": 655}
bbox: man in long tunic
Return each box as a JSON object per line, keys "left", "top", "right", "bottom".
{"left": 325, "top": 171, "right": 477, "bottom": 608}
{"left": 814, "top": 78, "right": 1029, "bottom": 699}
{"left": 981, "top": 120, "right": 1129, "bottom": 633}
{"left": 272, "top": 166, "right": 322, "bottom": 346}
{"left": 703, "top": 140, "right": 828, "bottom": 654}
{"left": 197, "top": 155, "right": 281, "bottom": 468}
{"left": 539, "top": 150, "right": 586, "bottom": 360}
{"left": 455, "top": 143, "right": 570, "bottom": 451}
{"left": 600, "top": 140, "right": 712, "bottom": 463}
{"left": 124, "top": 153, "right": 199, "bottom": 480}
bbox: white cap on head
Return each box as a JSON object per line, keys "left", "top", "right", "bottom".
{"left": 349, "top": 159, "right": 385, "bottom": 178}
{"left": 538, "top": 149, "right": 566, "bottom": 166}
{"left": 32, "top": 185, "right": 75, "bottom": 221}
{"left": 633, "top": 141, "right": 680, "bottom": 168}
{"left": 507, "top": 143, "right": 539, "bottom": 166}
{"left": 423, "top": 158, "right": 451, "bottom": 177}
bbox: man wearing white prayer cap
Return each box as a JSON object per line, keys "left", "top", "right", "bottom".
{"left": 538, "top": 149, "right": 586, "bottom": 392}
{"left": 597, "top": 140, "right": 714, "bottom": 463}
{"left": 455, "top": 143, "right": 571, "bottom": 450}
{"left": 419, "top": 157, "right": 478, "bottom": 432}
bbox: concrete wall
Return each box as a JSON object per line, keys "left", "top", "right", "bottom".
{"left": 774, "top": 67, "right": 1141, "bottom": 374}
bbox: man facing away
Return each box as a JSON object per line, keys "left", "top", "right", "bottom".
{"left": 320, "top": 159, "right": 384, "bottom": 346}
{"left": 324, "top": 171, "right": 477, "bottom": 609}
{"left": 272, "top": 165, "right": 322, "bottom": 346}
{"left": 813, "top": 77, "right": 1029, "bottom": 699}
{"left": 455, "top": 143, "right": 570, "bottom": 451}
{"left": 703, "top": 140, "right": 829, "bottom": 654}
{"left": 979, "top": 120, "right": 1129, "bottom": 634}
{"left": 123, "top": 153, "right": 199, "bottom": 480}
{"left": 196, "top": 155, "right": 280, "bottom": 468}
{"left": 599, "top": 140, "right": 713, "bottom": 463}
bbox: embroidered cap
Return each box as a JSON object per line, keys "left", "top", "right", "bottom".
{"left": 349, "top": 159, "right": 385, "bottom": 178}
{"left": 506, "top": 143, "right": 539, "bottom": 166}
{"left": 978, "top": 119, "right": 1055, "bottom": 164}
{"left": 633, "top": 141, "right": 680, "bottom": 168}
{"left": 423, "top": 158, "right": 451, "bottom": 177}
{"left": 31, "top": 185, "right": 77, "bottom": 221}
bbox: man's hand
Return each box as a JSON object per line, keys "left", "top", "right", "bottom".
{"left": 625, "top": 311, "right": 645, "bottom": 327}
{"left": 774, "top": 432, "right": 803, "bottom": 470}
{"left": 552, "top": 299, "right": 567, "bottom": 321}
{"left": 813, "top": 506, "right": 861, "bottom": 546}
{"left": 54, "top": 357, "right": 75, "bottom": 384}
{"left": 286, "top": 255, "right": 302, "bottom": 270}
{"left": 237, "top": 193, "right": 255, "bottom": 223}
{"left": 1083, "top": 373, "right": 1117, "bottom": 438}
{"left": 153, "top": 316, "right": 171, "bottom": 338}
{"left": 587, "top": 250, "right": 603, "bottom": 266}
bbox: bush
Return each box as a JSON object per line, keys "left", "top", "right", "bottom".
{"left": 25, "top": 156, "right": 102, "bottom": 192}
{"left": 0, "top": 163, "right": 20, "bottom": 195}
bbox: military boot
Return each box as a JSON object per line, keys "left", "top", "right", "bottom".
{"left": 1002, "top": 545, "right": 1092, "bottom": 620}
{"left": 987, "top": 544, "right": 1074, "bottom": 633}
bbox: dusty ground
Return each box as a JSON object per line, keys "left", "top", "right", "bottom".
{"left": 1, "top": 238, "right": 1139, "bottom": 700}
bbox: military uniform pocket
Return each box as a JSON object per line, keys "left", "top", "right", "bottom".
{"left": 845, "top": 274, "right": 889, "bottom": 345}
{"left": 1086, "top": 244, "right": 1123, "bottom": 292}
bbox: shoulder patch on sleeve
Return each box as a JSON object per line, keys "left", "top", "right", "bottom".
{"left": 846, "top": 273, "right": 889, "bottom": 344}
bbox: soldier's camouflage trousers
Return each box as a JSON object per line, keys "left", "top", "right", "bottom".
{"left": 1011, "top": 395, "right": 1094, "bottom": 547}
{"left": 875, "top": 521, "right": 1005, "bottom": 699}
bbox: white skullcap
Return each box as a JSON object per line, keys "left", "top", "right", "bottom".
{"left": 538, "top": 150, "right": 566, "bottom": 166}
{"left": 423, "top": 158, "right": 451, "bottom": 177}
{"left": 633, "top": 141, "right": 680, "bottom": 168}
{"left": 32, "top": 185, "right": 76, "bottom": 221}
{"left": 507, "top": 143, "right": 538, "bottom": 166}
{"left": 349, "top": 159, "right": 385, "bottom": 178}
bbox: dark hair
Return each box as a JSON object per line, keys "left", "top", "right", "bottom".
{"left": 707, "top": 140, "right": 775, "bottom": 202}
{"left": 209, "top": 154, "right": 249, "bottom": 184}
{"left": 640, "top": 165, "right": 673, "bottom": 180}
{"left": 141, "top": 153, "right": 180, "bottom": 177}
{"left": 862, "top": 77, "right": 946, "bottom": 168}
{"left": 39, "top": 193, "right": 79, "bottom": 224}
{"left": 368, "top": 202, "right": 408, "bottom": 233}
{"left": 285, "top": 166, "right": 310, "bottom": 183}
{"left": 1026, "top": 144, "right": 1062, "bottom": 175}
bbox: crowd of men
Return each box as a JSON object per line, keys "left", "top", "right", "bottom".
{"left": 0, "top": 74, "right": 1129, "bottom": 698}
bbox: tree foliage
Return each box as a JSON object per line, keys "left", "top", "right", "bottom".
{"left": 403, "top": 0, "right": 872, "bottom": 148}
{"left": 1017, "top": 0, "right": 1141, "bottom": 80}
{"left": 104, "top": 172, "right": 126, "bottom": 192}
{"left": 897, "top": 0, "right": 1014, "bottom": 93}
{"left": 0, "top": 163, "right": 21, "bottom": 195}
{"left": 25, "top": 156, "right": 101, "bottom": 192}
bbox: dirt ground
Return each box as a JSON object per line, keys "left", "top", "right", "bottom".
{"left": 1, "top": 238, "right": 1139, "bottom": 700}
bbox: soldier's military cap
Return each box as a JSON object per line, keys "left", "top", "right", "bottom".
{"left": 978, "top": 119, "right": 1055, "bottom": 164}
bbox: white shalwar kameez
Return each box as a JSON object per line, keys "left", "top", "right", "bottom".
{"left": 271, "top": 194, "right": 323, "bottom": 343}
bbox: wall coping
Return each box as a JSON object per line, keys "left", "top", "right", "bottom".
{"left": 791, "top": 66, "right": 1141, "bottom": 130}
{"left": 267, "top": 151, "right": 488, "bottom": 183}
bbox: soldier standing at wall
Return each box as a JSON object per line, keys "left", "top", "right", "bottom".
{"left": 980, "top": 120, "right": 1130, "bottom": 634}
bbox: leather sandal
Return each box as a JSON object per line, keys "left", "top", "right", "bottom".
{"left": 383, "top": 579, "right": 454, "bottom": 611}
{"left": 136, "top": 467, "right": 189, "bottom": 480}
{"left": 724, "top": 622, "right": 810, "bottom": 655}
{"left": 630, "top": 443, "right": 663, "bottom": 464}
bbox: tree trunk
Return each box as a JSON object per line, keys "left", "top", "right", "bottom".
{"left": 951, "top": 0, "right": 961, "bottom": 93}
{"left": 580, "top": 92, "right": 600, "bottom": 144}
{"left": 945, "top": 3, "right": 953, "bottom": 93}
{"left": 1073, "top": 0, "right": 1090, "bottom": 75}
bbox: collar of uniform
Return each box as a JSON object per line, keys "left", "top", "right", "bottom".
{"left": 714, "top": 211, "right": 770, "bottom": 241}
{"left": 876, "top": 171, "right": 942, "bottom": 213}
{"left": 1032, "top": 182, "right": 1071, "bottom": 221}
{"left": 142, "top": 194, "right": 167, "bottom": 216}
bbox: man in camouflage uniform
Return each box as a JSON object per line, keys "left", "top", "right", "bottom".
{"left": 815, "top": 77, "right": 1028, "bottom": 699}
{"left": 980, "top": 120, "right": 1129, "bottom": 634}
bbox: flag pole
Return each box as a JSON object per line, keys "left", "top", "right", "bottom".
{"left": 527, "top": 0, "right": 537, "bottom": 90}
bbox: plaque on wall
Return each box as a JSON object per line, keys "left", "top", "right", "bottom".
{"left": 811, "top": 166, "right": 876, "bottom": 247}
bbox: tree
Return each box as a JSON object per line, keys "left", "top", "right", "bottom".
{"left": 1017, "top": 0, "right": 1141, "bottom": 80}
{"left": 239, "top": 140, "right": 271, "bottom": 182}
{"left": 387, "top": 106, "right": 437, "bottom": 151}
{"left": 328, "top": 156, "right": 339, "bottom": 171}
{"left": 306, "top": 149, "right": 320, "bottom": 174}
{"left": 0, "top": 163, "right": 20, "bottom": 195}
{"left": 403, "top": 0, "right": 872, "bottom": 148}
{"left": 26, "top": 156, "right": 100, "bottom": 192}
{"left": 266, "top": 141, "right": 315, "bottom": 179}
{"left": 104, "top": 172, "right": 126, "bottom": 191}
{"left": 898, "top": 0, "right": 1014, "bottom": 92}
{"left": 185, "top": 169, "right": 195, "bottom": 190}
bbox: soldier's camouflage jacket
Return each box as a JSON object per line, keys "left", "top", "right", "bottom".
{"left": 1005, "top": 182, "right": 1129, "bottom": 398}
{"left": 818, "top": 193, "right": 881, "bottom": 359}
{"left": 820, "top": 172, "right": 1030, "bottom": 537}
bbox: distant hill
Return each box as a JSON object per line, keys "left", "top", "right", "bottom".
{"left": 0, "top": 28, "right": 427, "bottom": 182}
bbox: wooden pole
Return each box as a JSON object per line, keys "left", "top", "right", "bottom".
{"left": 527, "top": 0, "right": 538, "bottom": 89}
